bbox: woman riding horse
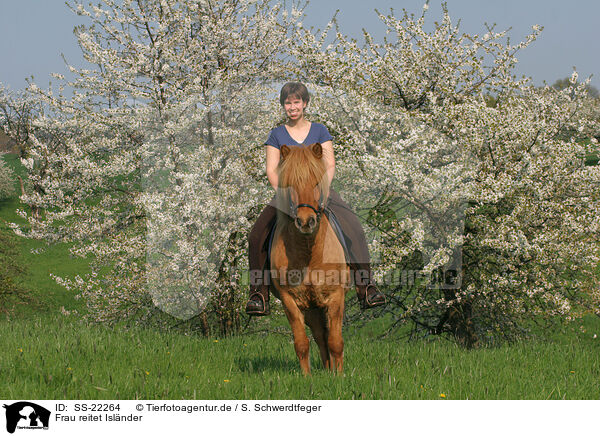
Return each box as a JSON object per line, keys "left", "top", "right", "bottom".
{"left": 246, "top": 82, "right": 386, "bottom": 316}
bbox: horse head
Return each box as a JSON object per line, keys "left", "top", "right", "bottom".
{"left": 277, "top": 143, "right": 330, "bottom": 235}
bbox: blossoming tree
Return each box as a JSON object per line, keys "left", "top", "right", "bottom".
{"left": 289, "top": 3, "right": 600, "bottom": 345}
{"left": 7, "top": 0, "right": 295, "bottom": 333}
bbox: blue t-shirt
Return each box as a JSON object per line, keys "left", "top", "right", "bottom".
{"left": 264, "top": 122, "right": 333, "bottom": 149}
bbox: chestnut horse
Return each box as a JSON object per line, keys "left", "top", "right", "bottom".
{"left": 270, "top": 143, "right": 350, "bottom": 375}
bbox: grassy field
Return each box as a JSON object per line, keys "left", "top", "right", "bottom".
{"left": 0, "top": 153, "right": 89, "bottom": 317}
{"left": 1, "top": 152, "right": 599, "bottom": 400}
{"left": 1, "top": 313, "right": 599, "bottom": 400}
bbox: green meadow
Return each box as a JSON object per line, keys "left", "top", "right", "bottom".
{"left": 1, "top": 314, "right": 600, "bottom": 400}
{"left": 1, "top": 152, "right": 599, "bottom": 400}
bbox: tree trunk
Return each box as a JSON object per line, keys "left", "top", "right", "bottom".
{"left": 436, "top": 294, "right": 479, "bottom": 348}
{"left": 17, "top": 175, "right": 25, "bottom": 197}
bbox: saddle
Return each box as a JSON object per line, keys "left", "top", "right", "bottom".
{"left": 264, "top": 206, "right": 352, "bottom": 267}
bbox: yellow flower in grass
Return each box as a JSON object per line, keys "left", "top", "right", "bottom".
{"left": 224, "top": 379, "right": 230, "bottom": 383}
{"left": 440, "top": 393, "right": 446, "bottom": 398}
{"left": 145, "top": 371, "right": 150, "bottom": 375}
{"left": 214, "top": 340, "right": 219, "bottom": 343}
{"left": 18, "top": 348, "right": 23, "bottom": 353}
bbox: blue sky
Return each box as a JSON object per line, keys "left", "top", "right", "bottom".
{"left": 1, "top": 0, "right": 599, "bottom": 91}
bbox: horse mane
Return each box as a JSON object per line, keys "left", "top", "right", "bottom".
{"left": 276, "top": 144, "right": 330, "bottom": 214}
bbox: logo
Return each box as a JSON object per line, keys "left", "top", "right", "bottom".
{"left": 3, "top": 402, "right": 50, "bottom": 434}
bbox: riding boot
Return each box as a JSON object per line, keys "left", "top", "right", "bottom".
{"left": 246, "top": 202, "right": 276, "bottom": 317}
{"left": 350, "top": 262, "right": 387, "bottom": 310}
{"left": 245, "top": 258, "right": 271, "bottom": 316}
{"left": 325, "top": 190, "right": 386, "bottom": 310}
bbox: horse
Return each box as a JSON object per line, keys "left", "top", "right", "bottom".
{"left": 269, "top": 143, "right": 350, "bottom": 375}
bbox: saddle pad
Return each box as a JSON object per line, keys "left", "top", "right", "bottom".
{"left": 265, "top": 207, "right": 351, "bottom": 266}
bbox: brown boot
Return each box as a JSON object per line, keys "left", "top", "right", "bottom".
{"left": 358, "top": 283, "right": 386, "bottom": 310}
{"left": 245, "top": 287, "right": 270, "bottom": 316}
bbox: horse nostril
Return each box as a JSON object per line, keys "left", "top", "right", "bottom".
{"left": 295, "top": 217, "right": 302, "bottom": 228}
{"left": 308, "top": 216, "right": 316, "bottom": 228}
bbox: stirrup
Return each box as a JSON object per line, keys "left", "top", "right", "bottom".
{"left": 360, "top": 284, "right": 386, "bottom": 310}
{"left": 245, "top": 291, "right": 270, "bottom": 316}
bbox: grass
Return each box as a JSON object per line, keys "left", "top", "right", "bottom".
{"left": 1, "top": 313, "right": 599, "bottom": 400}
{"left": 0, "top": 153, "right": 90, "bottom": 316}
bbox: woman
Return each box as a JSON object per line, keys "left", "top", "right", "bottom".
{"left": 246, "top": 82, "right": 386, "bottom": 315}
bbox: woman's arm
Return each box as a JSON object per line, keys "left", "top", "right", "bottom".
{"left": 321, "top": 140, "right": 335, "bottom": 185}
{"left": 266, "top": 145, "right": 280, "bottom": 190}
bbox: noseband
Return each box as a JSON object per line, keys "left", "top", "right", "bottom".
{"left": 289, "top": 189, "right": 325, "bottom": 222}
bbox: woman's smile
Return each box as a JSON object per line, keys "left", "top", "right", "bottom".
{"left": 284, "top": 97, "right": 306, "bottom": 119}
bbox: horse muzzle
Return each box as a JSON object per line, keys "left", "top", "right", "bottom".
{"left": 291, "top": 202, "right": 323, "bottom": 234}
{"left": 294, "top": 214, "right": 318, "bottom": 234}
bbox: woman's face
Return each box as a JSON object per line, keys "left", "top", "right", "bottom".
{"left": 283, "top": 95, "right": 307, "bottom": 121}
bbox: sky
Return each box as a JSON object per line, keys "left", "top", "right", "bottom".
{"left": 1, "top": 0, "right": 599, "bottom": 92}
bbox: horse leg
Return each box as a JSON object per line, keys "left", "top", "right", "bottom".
{"left": 327, "top": 295, "right": 345, "bottom": 373}
{"left": 305, "top": 308, "right": 330, "bottom": 371}
{"left": 281, "top": 296, "right": 311, "bottom": 375}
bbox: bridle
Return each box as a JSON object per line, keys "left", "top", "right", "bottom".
{"left": 288, "top": 188, "right": 325, "bottom": 222}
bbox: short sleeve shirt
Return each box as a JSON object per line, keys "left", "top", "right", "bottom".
{"left": 264, "top": 123, "right": 333, "bottom": 149}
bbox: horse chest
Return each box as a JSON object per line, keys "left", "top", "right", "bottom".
{"left": 271, "top": 248, "right": 347, "bottom": 309}
{"left": 270, "top": 213, "right": 348, "bottom": 310}
{"left": 280, "top": 281, "right": 333, "bottom": 310}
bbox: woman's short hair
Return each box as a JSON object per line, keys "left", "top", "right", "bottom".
{"left": 280, "top": 82, "right": 310, "bottom": 106}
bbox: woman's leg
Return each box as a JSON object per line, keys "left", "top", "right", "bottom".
{"left": 246, "top": 195, "right": 277, "bottom": 315}
{"left": 327, "top": 189, "right": 386, "bottom": 308}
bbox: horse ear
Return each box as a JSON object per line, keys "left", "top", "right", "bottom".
{"left": 311, "top": 143, "right": 323, "bottom": 159}
{"left": 280, "top": 145, "right": 291, "bottom": 160}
